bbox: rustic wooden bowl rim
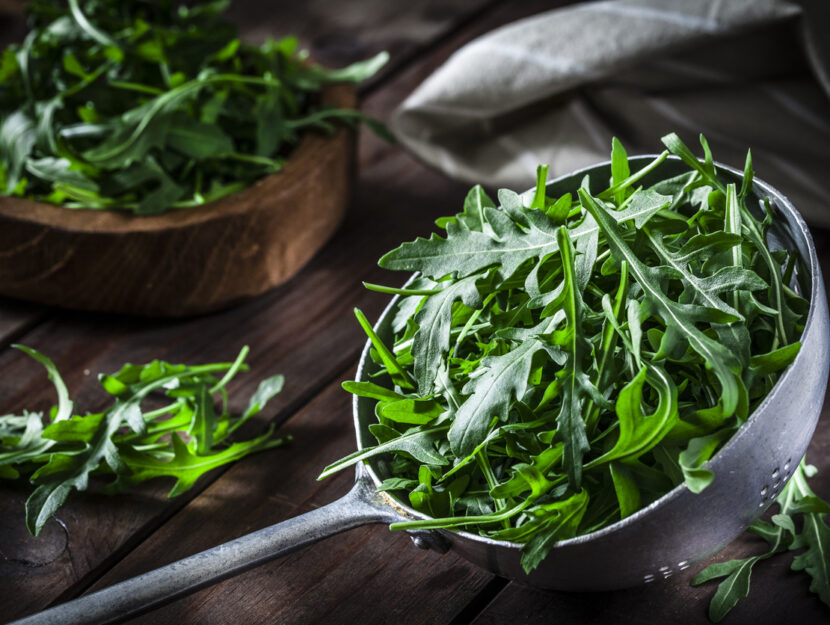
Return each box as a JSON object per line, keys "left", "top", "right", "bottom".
{"left": 0, "top": 83, "right": 355, "bottom": 234}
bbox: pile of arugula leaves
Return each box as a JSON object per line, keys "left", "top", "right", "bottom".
{"left": 0, "top": 344, "right": 287, "bottom": 536}
{"left": 321, "top": 133, "right": 829, "bottom": 619}
{"left": 0, "top": 0, "right": 388, "bottom": 214}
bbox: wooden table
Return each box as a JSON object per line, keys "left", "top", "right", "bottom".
{"left": 1, "top": 2, "right": 828, "bottom": 624}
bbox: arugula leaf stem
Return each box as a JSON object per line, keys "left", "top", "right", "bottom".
{"left": 598, "top": 151, "right": 669, "bottom": 200}
{"left": 451, "top": 292, "right": 497, "bottom": 358}
{"left": 743, "top": 198, "right": 788, "bottom": 350}
{"left": 68, "top": 0, "right": 120, "bottom": 48}
{"left": 224, "top": 152, "right": 283, "bottom": 168}
{"left": 208, "top": 346, "right": 249, "bottom": 393}
{"left": 108, "top": 80, "right": 166, "bottom": 96}
{"left": 363, "top": 282, "right": 443, "bottom": 296}
{"left": 585, "top": 260, "right": 628, "bottom": 436}
{"left": 476, "top": 451, "right": 510, "bottom": 528}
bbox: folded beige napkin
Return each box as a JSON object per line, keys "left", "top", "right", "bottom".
{"left": 392, "top": 0, "right": 830, "bottom": 225}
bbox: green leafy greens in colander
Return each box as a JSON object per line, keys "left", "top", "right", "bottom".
{"left": 320, "top": 132, "right": 820, "bottom": 582}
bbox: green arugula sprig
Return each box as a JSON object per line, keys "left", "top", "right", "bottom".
{"left": 0, "top": 0, "right": 389, "bottom": 214}
{"left": 693, "top": 458, "right": 830, "bottom": 621}
{"left": 0, "top": 344, "right": 288, "bottom": 535}
{"left": 320, "top": 132, "right": 824, "bottom": 601}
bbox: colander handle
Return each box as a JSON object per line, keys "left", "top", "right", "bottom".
{"left": 10, "top": 470, "right": 407, "bottom": 625}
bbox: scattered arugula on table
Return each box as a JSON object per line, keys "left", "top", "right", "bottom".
{"left": 692, "top": 458, "right": 830, "bottom": 621}
{"left": 0, "top": 344, "right": 288, "bottom": 536}
{"left": 0, "top": 0, "right": 389, "bottom": 214}
{"left": 320, "top": 132, "right": 829, "bottom": 618}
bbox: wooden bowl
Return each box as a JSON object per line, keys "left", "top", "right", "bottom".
{"left": 0, "top": 83, "right": 356, "bottom": 317}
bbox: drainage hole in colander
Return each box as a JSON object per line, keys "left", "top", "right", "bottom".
{"left": 643, "top": 561, "right": 692, "bottom": 583}
{"left": 759, "top": 483, "right": 771, "bottom": 507}
{"left": 772, "top": 467, "right": 780, "bottom": 478}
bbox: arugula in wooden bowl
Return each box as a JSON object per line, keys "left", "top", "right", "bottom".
{"left": 0, "top": 0, "right": 388, "bottom": 315}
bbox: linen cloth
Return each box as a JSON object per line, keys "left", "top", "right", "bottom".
{"left": 391, "top": 0, "right": 830, "bottom": 225}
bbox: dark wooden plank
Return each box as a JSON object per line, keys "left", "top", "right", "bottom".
{"left": 74, "top": 374, "right": 493, "bottom": 625}
{"left": 0, "top": 298, "right": 45, "bottom": 347}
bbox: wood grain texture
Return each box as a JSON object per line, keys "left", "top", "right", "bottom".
{"left": 0, "top": 84, "right": 356, "bottom": 317}
{"left": 0, "top": 297, "right": 44, "bottom": 347}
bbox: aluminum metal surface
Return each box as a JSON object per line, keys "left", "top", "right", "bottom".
{"left": 13, "top": 156, "right": 828, "bottom": 624}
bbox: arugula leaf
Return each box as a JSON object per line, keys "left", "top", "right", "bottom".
{"left": 448, "top": 338, "right": 545, "bottom": 456}
{"left": 693, "top": 459, "right": 830, "bottom": 620}
{"left": 117, "top": 428, "right": 285, "bottom": 497}
{"left": 549, "top": 226, "right": 592, "bottom": 490}
{"left": 412, "top": 274, "right": 483, "bottom": 394}
{"left": 13, "top": 344, "right": 73, "bottom": 422}
{"left": 520, "top": 489, "right": 589, "bottom": 573}
{"left": 789, "top": 464, "right": 830, "bottom": 606}
{"left": 318, "top": 426, "right": 449, "bottom": 478}
{"left": 587, "top": 365, "right": 678, "bottom": 468}
{"left": 0, "top": 345, "right": 287, "bottom": 535}
{"left": 380, "top": 188, "right": 667, "bottom": 281}
{"left": 610, "top": 137, "right": 630, "bottom": 206}
{"left": 26, "top": 410, "right": 130, "bottom": 534}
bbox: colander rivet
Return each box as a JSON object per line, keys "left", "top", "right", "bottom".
{"left": 407, "top": 531, "right": 450, "bottom": 554}
{"left": 410, "top": 535, "right": 430, "bottom": 550}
